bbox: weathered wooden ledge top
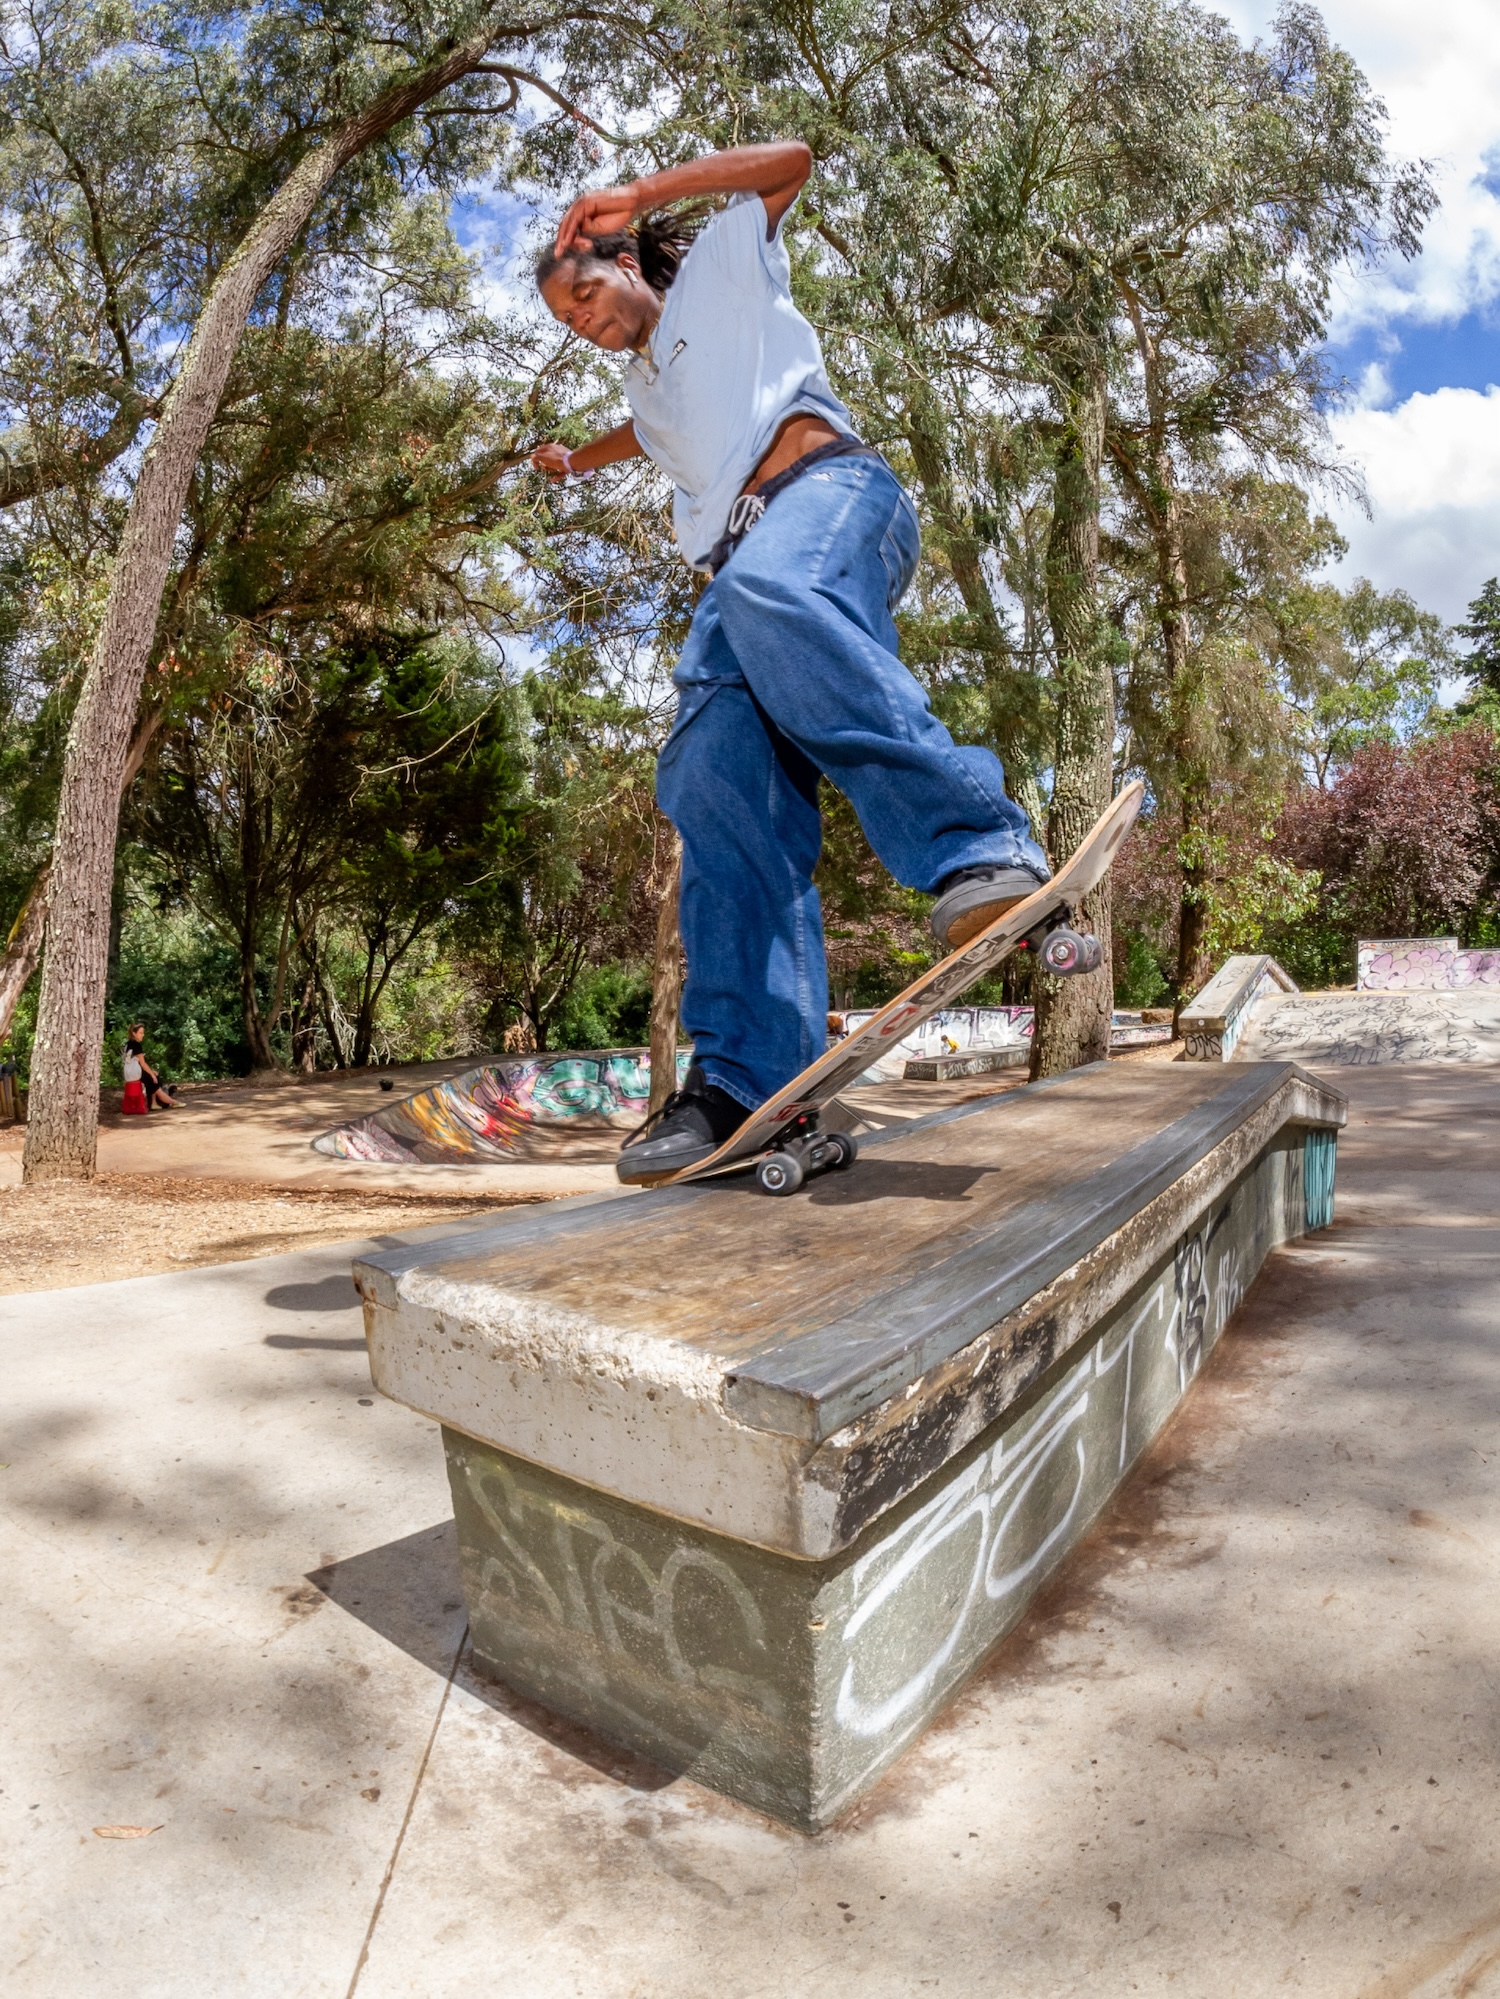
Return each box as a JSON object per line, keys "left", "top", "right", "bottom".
{"left": 357, "top": 1061, "right": 1344, "bottom": 1456}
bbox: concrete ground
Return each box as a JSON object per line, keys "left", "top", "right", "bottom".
{"left": 4, "top": 1061, "right": 1497, "bottom": 1997}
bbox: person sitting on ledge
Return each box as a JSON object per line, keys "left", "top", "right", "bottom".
{"left": 124, "top": 1023, "right": 178, "bottom": 1110}
{"left": 531, "top": 142, "right": 1048, "bottom": 1182}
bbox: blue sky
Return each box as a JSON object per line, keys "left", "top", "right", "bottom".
{"left": 1223, "top": 0, "right": 1500, "bottom": 626}
{"left": 1332, "top": 315, "right": 1500, "bottom": 405}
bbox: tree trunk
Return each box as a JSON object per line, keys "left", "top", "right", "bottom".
{"left": 1175, "top": 865, "right": 1211, "bottom": 1019}
{"left": 241, "top": 929, "right": 277, "bottom": 1071}
{"left": 352, "top": 936, "right": 382, "bottom": 1068}
{"left": 291, "top": 969, "right": 319, "bottom": 1072}
{"left": 1118, "top": 290, "right": 1207, "bottom": 1033}
{"left": 22, "top": 17, "right": 515, "bottom": 1181}
{"left": 1031, "top": 359, "right": 1115, "bottom": 1080}
{"left": 648, "top": 827, "right": 683, "bottom": 1114}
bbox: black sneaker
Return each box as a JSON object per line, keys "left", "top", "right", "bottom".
{"left": 617, "top": 1063, "right": 751, "bottom": 1183}
{"left": 929, "top": 863, "right": 1049, "bottom": 950}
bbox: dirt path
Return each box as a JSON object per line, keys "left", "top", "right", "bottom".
{"left": 0, "top": 1173, "right": 537, "bottom": 1296}
{"left": 0, "top": 1044, "right": 1185, "bottom": 1295}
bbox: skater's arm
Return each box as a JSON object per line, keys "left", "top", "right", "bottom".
{"left": 554, "top": 142, "right": 814, "bottom": 255}
{"left": 530, "top": 419, "right": 643, "bottom": 481}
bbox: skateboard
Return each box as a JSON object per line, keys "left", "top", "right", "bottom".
{"left": 644, "top": 779, "right": 1145, "bottom": 1194}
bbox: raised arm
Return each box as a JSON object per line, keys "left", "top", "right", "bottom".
{"left": 554, "top": 142, "right": 814, "bottom": 256}
{"left": 531, "top": 420, "right": 643, "bottom": 482}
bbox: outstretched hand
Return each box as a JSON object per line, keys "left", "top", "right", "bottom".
{"left": 530, "top": 441, "right": 574, "bottom": 481}
{"left": 554, "top": 181, "right": 644, "bottom": 256}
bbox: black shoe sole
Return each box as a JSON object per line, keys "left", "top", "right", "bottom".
{"left": 615, "top": 1137, "right": 720, "bottom": 1185}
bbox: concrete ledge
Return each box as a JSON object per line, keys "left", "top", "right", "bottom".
{"left": 903, "top": 1047, "right": 1027, "bottom": 1080}
{"left": 1180, "top": 955, "right": 1298, "bottom": 1061}
{"left": 430, "top": 1098, "right": 1337, "bottom": 1827}
{"left": 356, "top": 1064, "right": 1345, "bottom": 1562}
{"left": 357, "top": 1062, "right": 1344, "bottom": 1828}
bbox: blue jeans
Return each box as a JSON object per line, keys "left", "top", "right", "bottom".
{"left": 656, "top": 454, "right": 1046, "bottom": 1110}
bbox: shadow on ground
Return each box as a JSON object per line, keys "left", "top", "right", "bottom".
{"left": 264, "top": 1274, "right": 363, "bottom": 1313}
{"left": 309, "top": 1522, "right": 677, "bottom": 1794}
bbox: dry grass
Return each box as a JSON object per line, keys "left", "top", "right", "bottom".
{"left": 0, "top": 1173, "right": 542, "bottom": 1296}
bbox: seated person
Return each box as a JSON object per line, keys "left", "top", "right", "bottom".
{"left": 125, "top": 1024, "right": 177, "bottom": 1109}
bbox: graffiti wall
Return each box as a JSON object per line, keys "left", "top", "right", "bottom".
{"left": 833, "top": 1004, "right": 1034, "bottom": 1081}
{"left": 1358, "top": 938, "right": 1500, "bottom": 991}
{"left": 836, "top": 1005, "right": 1169, "bottom": 1081}
{"left": 314, "top": 1050, "right": 691, "bottom": 1165}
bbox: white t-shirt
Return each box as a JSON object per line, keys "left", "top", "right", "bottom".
{"left": 622, "top": 194, "right": 855, "bottom": 569}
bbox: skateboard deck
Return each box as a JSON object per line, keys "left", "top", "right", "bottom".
{"left": 649, "top": 779, "right": 1145, "bottom": 1190}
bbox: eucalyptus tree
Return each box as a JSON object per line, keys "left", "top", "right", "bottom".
{"left": 850, "top": 0, "right": 1428, "bottom": 1046}
{"left": 1279, "top": 577, "right": 1448, "bottom": 789}
{"left": 0, "top": 0, "right": 193, "bottom": 510}
{"left": 1095, "top": 1, "right": 1432, "bottom": 1003}
{"left": 6, "top": 0, "right": 654, "bottom": 1177}
{"left": 637, "top": 0, "right": 1432, "bottom": 1050}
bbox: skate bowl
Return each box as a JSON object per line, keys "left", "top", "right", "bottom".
{"left": 1182, "top": 953, "right": 1500, "bottom": 1066}
{"left": 355, "top": 1058, "right": 1345, "bottom": 1829}
{"left": 312, "top": 1050, "right": 689, "bottom": 1166}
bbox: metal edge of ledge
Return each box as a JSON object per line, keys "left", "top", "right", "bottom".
{"left": 724, "top": 1062, "right": 1346, "bottom": 1445}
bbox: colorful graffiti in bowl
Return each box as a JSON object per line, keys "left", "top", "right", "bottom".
{"left": 313, "top": 1050, "right": 691, "bottom": 1165}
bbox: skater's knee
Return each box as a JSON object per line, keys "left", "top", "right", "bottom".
{"left": 657, "top": 716, "right": 737, "bottom": 834}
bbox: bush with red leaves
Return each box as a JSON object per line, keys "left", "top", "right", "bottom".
{"left": 1279, "top": 723, "right": 1500, "bottom": 940}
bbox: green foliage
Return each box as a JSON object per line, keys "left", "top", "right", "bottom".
{"left": 357, "top": 941, "right": 489, "bottom": 1066}
{"left": 1115, "top": 931, "right": 1169, "bottom": 1010}
{"left": 1280, "top": 577, "right": 1450, "bottom": 784}
{"left": 1262, "top": 910, "right": 1355, "bottom": 993}
{"left": 3, "top": 906, "right": 250, "bottom": 1085}
{"left": 1456, "top": 578, "right": 1500, "bottom": 716}
{"left": 0, "top": 0, "right": 1471, "bottom": 1087}
{"left": 1181, "top": 832, "right": 1322, "bottom": 964}
{"left": 551, "top": 963, "right": 654, "bottom": 1051}
{"left": 102, "top": 911, "right": 250, "bottom": 1083}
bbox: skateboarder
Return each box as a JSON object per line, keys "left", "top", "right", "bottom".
{"left": 532, "top": 142, "right": 1049, "bottom": 1181}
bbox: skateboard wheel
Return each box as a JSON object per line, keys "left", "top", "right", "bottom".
{"left": 1041, "top": 927, "right": 1103, "bottom": 976}
{"left": 757, "top": 1152, "right": 805, "bottom": 1196}
{"left": 825, "top": 1131, "right": 858, "bottom": 1170}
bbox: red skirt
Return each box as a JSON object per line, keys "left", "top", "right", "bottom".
{"left": 122, "top": 1080, "right": 148, "bottom": 1115}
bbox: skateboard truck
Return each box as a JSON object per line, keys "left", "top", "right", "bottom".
{"left": 1024, "top": 906, "right": 1103, "bottom": 978}
{"left": 756, "top": 1112, "right": 858, "bottom": 1196}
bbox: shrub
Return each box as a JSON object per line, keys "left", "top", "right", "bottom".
{"left": 1278, "top": 723, "right": 1499, "bottom": 943}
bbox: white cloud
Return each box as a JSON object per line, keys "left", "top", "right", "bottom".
{"left": 1325, "top": 386, "right": 1500, "bottom": 620}
{"left": 1221, "top": 0, "right": 1500, "bottom": 334}
{"left": 1351, "top": 359, "right": 1396, "bottom": 410}
{"left": 1217, "top": 4, "right": 1500, "bottom": 617}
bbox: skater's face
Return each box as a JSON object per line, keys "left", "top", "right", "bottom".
{"left": 539, "top": 253, "right": 659, "bottom": 352}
